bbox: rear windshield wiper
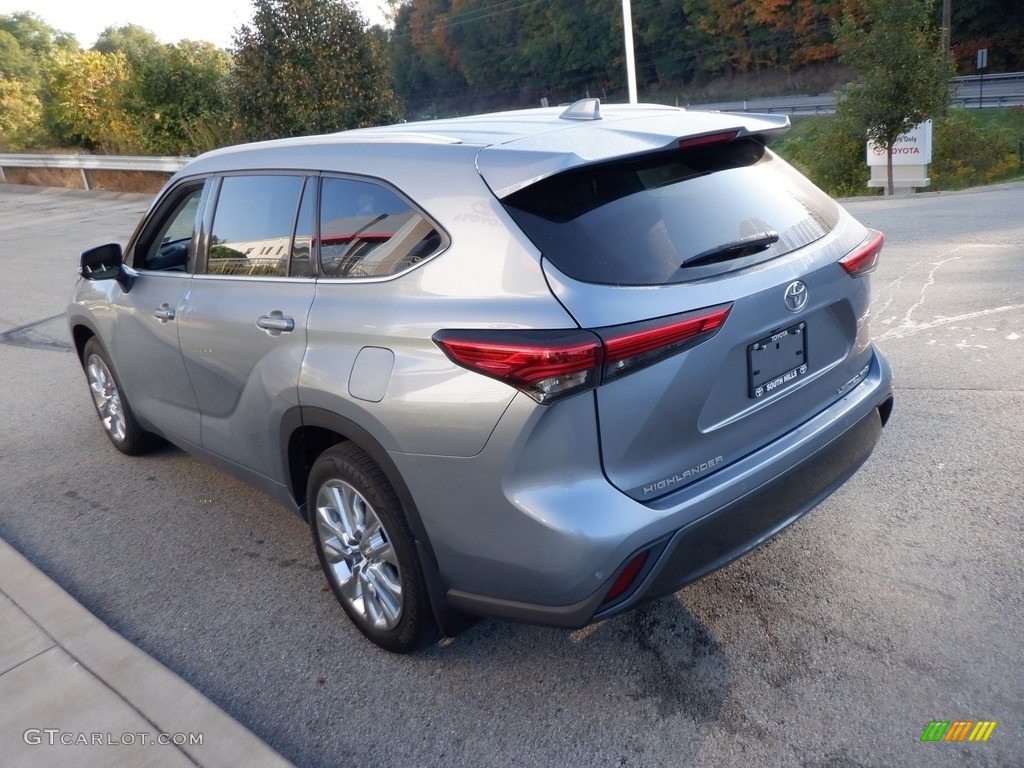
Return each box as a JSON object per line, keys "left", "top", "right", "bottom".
{"left": 681, "top": 230, "right": 779, "bottom": 268}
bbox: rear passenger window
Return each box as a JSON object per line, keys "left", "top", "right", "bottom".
{"left": 319, "top": 177, "right": 443, "bottom": 278}
{"left": 207, "top": 176, "right": 304, "bottom": 277}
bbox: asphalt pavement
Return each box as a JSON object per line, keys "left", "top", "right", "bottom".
{"left": 0, "top": 181, "right": 1021, "bottom": 767}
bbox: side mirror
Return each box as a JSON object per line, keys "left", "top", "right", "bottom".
{"left": 80, "top": 243, "right": 123, "bottom": 281}
{"left": 80, "top": 243, "right": 134, "bottom": 290}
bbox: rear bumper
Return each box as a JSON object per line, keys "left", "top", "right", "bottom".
{"left": 443, "top": 349, "right": 893, "bottom": 628}
{"left": 595, "top": 401, "right": 883, "bottom": 620}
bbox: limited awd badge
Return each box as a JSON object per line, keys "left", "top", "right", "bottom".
{"left": 784, "top": 280, "right": 808, "bottom": 312}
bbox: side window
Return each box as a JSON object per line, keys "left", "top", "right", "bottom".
{"left": 320, "top": 177, "right": 443, "bottom": 278}
{"left": 207, "top": 175, "right": 304, "bottom": 277}
{"left": 138, "top": 184, "right": 205, "bottom": 272}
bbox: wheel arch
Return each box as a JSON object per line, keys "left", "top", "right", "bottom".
{"left": 70, "top": 321, "right": 97, "bottom": 366}
{"left": 283, "top": 406, "right": 471, "bottom": 637}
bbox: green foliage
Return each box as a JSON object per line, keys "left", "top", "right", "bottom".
{"left": 390, "top": 0, "right": 631, "bottom": 108}
{"left": 835, "top": 0, "right": 953, "bottom": 194}
{"left": 772, "top": 108, "right": 1024, "bottom": 197}
{"left": 232, "top": 0, "right": 400, "bottom": 141}
{"left": 389, "top": 0, "right": 467, "bottom": 102}
{"left": 92, "top": 26, "right": 234, "bottom": 155}
{"left": 0, "top": 11, "right": 77, "bottom": 84}
{"left": 772, "top": 114, "right": 873, "bottom": 198}
{"left": 930, "top": 108, "right": 1022, "bottom": 190}
{"left": 89, "top": 25, "right": 234, "bottom": 154}
{"left": 389, "top": 0, "right": 846, "bottom": 109}
{"left": 93, "top": 24, "right": 162, "bottom": 64}
{"left": 0, "top": 74, "right": 42, "bottom": 149}
{"left": 42, "top": 49, "right": 145, "bottom": 152}
{"left": 141, "top": 41, "right": 234, "bottom": 154}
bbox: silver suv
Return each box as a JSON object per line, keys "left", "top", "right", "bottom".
{"left": 68, "top": 100, "right": 893, "bottom": 652}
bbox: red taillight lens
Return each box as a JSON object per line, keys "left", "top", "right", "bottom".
{"left": 433, "top": 329, "right": 603, "bottom": 403}
{"left": 602, "top": 551, "right": 649, "bottom": 605}
{"left": 599, "top": 304, "right": 732, "bottom": 381}
{"left": 433, "top": 303, "right": 732, "bottom": 404}
{"left": 678, "top": 130, "right": 740, "bottom": 149}
{"left": 840, "top": 231, "right": 884, "bottom": 276}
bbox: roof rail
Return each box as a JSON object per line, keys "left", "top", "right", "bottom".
{"left": 559, "top": 98, "right": 602, "bottom": 121}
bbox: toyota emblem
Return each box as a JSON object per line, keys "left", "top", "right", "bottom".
{"left": 784, "top": 280, "right": 808, "bottom": 312}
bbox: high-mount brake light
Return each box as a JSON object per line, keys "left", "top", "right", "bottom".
{"left": 677, "top": 130, "right": 740, "bottom": 150}
{"left": 433, "top": 304, "right": 733, "bottom": 404}
{"left": 840, "top": 231, "right": 884, "bottom": 277}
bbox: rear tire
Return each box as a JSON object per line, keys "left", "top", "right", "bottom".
{"left": 307, "top": 443, "right": 435, "bottom": 653}
{"left": 82, "top": 338, "right": 158, "bottom": 455}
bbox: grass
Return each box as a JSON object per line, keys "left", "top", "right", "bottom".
{"left": 772, "top": 106, "right": 1024, "bottom": 197}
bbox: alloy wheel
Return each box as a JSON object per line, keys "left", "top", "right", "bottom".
{"left": 86, "top": 354, "right": 127, "bottom": 443}
{"left": 314, "top": 479, "right": 404, "bottom": 631}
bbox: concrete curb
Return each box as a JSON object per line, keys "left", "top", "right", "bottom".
{"left": 0, "top": 539, "right": 294, "bottom": 768}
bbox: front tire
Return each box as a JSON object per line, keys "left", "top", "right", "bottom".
{"left": 308, "top": 443, "right": 435, "bottom": 653}
{"left": 82, "top": 338, "right": 158, "bottom": 455}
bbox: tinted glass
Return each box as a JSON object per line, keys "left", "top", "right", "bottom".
{"left": 503, "top": 140, "right": 840, "bottom": 286}
{"left": 141, "top": 186, "right": 203, "bottom": 272}
{"left": 208, "top": 175, "right": 303, "bottom": 277}
{"left": 319, "top": 177, "right": 443, "bottom": 278}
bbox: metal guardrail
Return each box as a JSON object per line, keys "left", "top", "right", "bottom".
{"left": 952, "top": 71, "right": 1024, "bottom": 85}
{"left": 0, "top": 153, "right": 189, "bottom": 190}
{"left": 693, "top": 71, "right": 1024, "bottom": 115}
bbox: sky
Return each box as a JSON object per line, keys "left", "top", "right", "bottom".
{"left": 0, "top": 0, "right": 392, "bottom": 50}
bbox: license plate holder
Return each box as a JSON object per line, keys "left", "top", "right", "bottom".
{"left": 748, "top": 322, "right": 808, "bottom": 399}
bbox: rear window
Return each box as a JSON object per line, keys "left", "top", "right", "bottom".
{"left": 502, "top": 139, "right": 839, "bottom": 285}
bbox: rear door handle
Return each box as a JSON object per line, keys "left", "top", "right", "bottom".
{"left": 153, "top": 304, "right": 176, "bottom": 322}
{"left": 256, "top": 313, "right": 295, "bottom": 334}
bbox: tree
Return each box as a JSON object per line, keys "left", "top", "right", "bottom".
{"left": 93, "top": 24, "right": 162, "bottom": 64}
{"left": 96, "top": 25, "right": 234, "bottom": 154}
{"left": 836, "top": 0, "right": 952, "bottom": 195}
{"left": 0, "top": 74, "right": 41, "bottom": 149}
{"left": 42, "top": 49, "right": 143, "bottom": 152}
{"left": 138, "top": 41, "right": 233, "bottom": 154}
{"left": 232, "top": 0, "right": 399, "bottom": 140}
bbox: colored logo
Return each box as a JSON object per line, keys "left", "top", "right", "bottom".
{"left": 921, "top": 721, "right": 997, "bottom": 742}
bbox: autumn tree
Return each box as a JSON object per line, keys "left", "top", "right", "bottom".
{"left": 0, "top": 74, "right": 41, "bottom": 148}
{"left": 836, "top": 0, "right": 952, "bottom": 195}
{"left": 232, "top": 0, "right": 399, "bottom": 140}
{"left": 42, "top": 50, "right": 144, "bottom": 152}
{"left": 388, "top": 0, "right": 467, "bottom": 107}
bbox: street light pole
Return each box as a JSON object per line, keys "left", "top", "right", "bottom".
{"left": 622, "top": 0, "right": 638, "bottom": 104}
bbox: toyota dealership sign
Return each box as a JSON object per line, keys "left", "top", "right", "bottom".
{"left": 866, "top": 121, "right": 933, "bottom": 166}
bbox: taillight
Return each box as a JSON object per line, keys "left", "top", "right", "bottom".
{"left": 600, "top": 304, "right": 732, "bottom": 381}
{"left": 433, "top": 304, "right": 732, "bottom": 404}
{"left": 432, "top": 329, "right": 603, "bottom": 404}
{"left": 840, "top": 231, "right": 884, "bottom": 276}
